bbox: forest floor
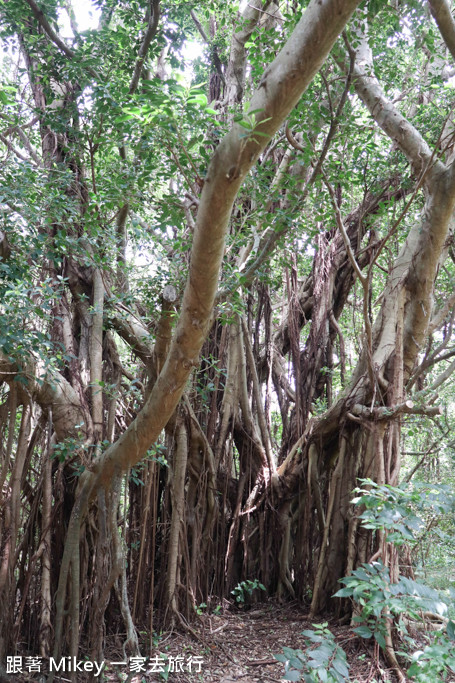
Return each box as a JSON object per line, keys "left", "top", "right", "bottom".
{"left": 120, "top": 602, "right": 402, "bottom": 683}
{"left": 9, "top": 602, "right": 440, "bottom": 682}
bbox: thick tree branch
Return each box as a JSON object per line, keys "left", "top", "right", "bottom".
{"left": 0, "top": 350, "right": 92, "bottom": 443}
{"left": 80, "top": 0, "right": 363, "bottom": 492}
{"left": 25, "top": 0, "right": 75, "bottom": 59}
{"left": 344, "top": 22, "right": 444, "bottom": 178}
{"left": 349, "top": 400, "right": 443, "bottom": 421}
{"left": 190, "top": 9, "right": 209, "bottom": 43}
{"left": 109, "top": 308, "right": 154, "bottom": 367}
{"left": 129, "top": 0, "right": 160, "bottom": 95}
{"left": 224, "top": 0, "right": 273, "bottom": 109}
{"left": 427, "top": 0, "right": 455, "bottom": 62}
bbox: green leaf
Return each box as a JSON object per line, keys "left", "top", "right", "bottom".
{"left": 407, "top": 663, "right": 420, "bottom": 677}
{"left": 353, "top": 568, "right": 371, "bottom": 581}
{"left": 283, "top": 647, "right": 301, "bottom": 658}
{"left": 288, "top": 657, "right": 304, "bottom": 669}
{"left": 374, "top": 631, "right": 386, "bottom": 649}
{"left": 302, "top": 630, "right": 323, "bottom": 642}
{"left": 251, "top": 130, "right": 271, "bottom": 138}
{"left": 353, "top": 626, "right": 373, "bottom": 639}
{"left": 447, "top": 621, "right": 455, "bottom": 641}
{"left": 331, "top": 657, "right": 350, "bottom": 678}
{"left": 115, "top": 114, "right": 136, "bottom": 122}
{"left": 333, "top": 587, "right": 353, "bottom": 598}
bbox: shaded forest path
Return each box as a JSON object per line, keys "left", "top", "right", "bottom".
{"left": 119, "top": 603, "right": 398, "bottom": 683}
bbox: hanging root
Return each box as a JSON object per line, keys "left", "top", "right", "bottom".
{"left": 384, "top": 620, "right": 406, "bottom": 683}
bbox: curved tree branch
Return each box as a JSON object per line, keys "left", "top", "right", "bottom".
{"left": 0, "top": 350, "right": 93, "bottom": 443}
{"left": 427, "top": 0, "right": 455, "bottom": 62}
{"left": 81, "top": 0, "right": 363, "bottom": 491}
{"left": 24, "top": 0, "right": 99, "bottom": 79}
{"left": 129, "top": 0, "right": 160, "bottom": 94}
{"left": 344, "top": 18, "right": 444, "bottom": 178}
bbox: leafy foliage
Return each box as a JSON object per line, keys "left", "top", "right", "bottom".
{"left": 231, "top": 579, "right": 266, "bottom": 605}
{"left": 406, "top": 623, "right": 455, "bottom": 682}
{"left": 274, "top": 623, "right": 349, "bottom": 683}
{"left": 352, "top": 479, "right": 455, "bottom": 548}
{"left": 335, "top": 561, "right": 447, "bottom": 648}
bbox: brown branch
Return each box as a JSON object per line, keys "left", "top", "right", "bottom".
{"left": 190, "top": 9, "right": 226, "bottom": 88}
{"left": 367, "top": 116, "right": 451, "bottom": 273}
{"left": 24, "top": 0, "right": 99, "bottom": 79}
{"left": 129, "top": 0, "right": 160, "bottom": 95}
{"left": 0, "top": 114, "right": 39, "bottom": 135}
{"left": 343, "top": 26, "right": 443, "bottom": 177}
{"left": 25, "top": 0, "right": 75, "bottom": 59}
{"left": 404, "top": 434, "right": 446, "bottom": 482}
{"left": 285, "top": 122, "right": 305, "bottom": 152}
{"left": 323, "top": 170, "right": 375, "bottom": 391}
{"left": 0, "top": 133, "right": 33, "bottom": 163}
{"left": 324, "top": 173, "right": 366, "bottom": 286}
{"left": 190, "top": 9, "right": 209, "bottom": 43}
{"left": 427, "top": 0, "right": 455, "bottom": 62}
{"left": 224, "top": 0, "right": 274, "bottom": 110}
{"left": 349, "top": 401, "right": 443, "bottom": 420}
{"left": 240, "top": 316, "right": 275, "bottom": 473}
{"left": 13, "top": 126, "right": 42, "bottom": 166}
{"left": 224, "top": 50, "right": 354, "bottom": 299}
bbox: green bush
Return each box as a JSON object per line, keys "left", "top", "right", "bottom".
{"left": 274, "top": 480, "right": 455, "bottom": 681}
{"left": 406, "top": 621, "right": 455, "bottom": 681}
{"left": 230, "top": 578, "right": 266, "bottom": 604}
{"left": 334, "top": 560, "right": 446, "bottom": 648}
{"left": 274, "top": 623, "right": 349, "bottom": 683}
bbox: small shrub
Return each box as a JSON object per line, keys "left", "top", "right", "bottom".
{"left": 406, "top": 620, "right": 455, "bottom": 681}
{"left": 274, "top": 622, "right": 349, "bottom": 682}
{"left": 334, "top": 560, "right": 446, "bottom": 649}
{"left": 230, "top": 578, "right": 265, "bottom": 604}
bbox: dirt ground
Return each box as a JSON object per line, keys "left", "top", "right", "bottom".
{"left": 6, "top": 602, "right": 429, "bottom": 682}
{"left": 117, "top": 603, "right": 400, "bottom": 683}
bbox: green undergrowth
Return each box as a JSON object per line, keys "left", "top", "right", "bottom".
{"left": 274, "top": 480, "right": 455, "bottom": 682}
